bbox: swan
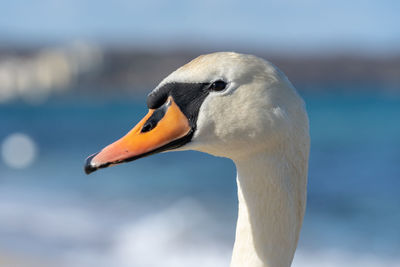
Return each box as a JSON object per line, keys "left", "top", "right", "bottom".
{"left": 84, "top": 52, "right": 310, "bottom": 267}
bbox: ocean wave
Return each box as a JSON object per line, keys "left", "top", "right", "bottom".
{"left": 0, "top": 190, "right": 398, "bottom": 267}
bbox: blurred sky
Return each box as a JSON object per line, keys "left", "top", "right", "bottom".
{"left": 1, "top": 0, "right": 399, "bottom": 53}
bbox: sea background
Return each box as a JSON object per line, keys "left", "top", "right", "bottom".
{"left": 1, "top": 86, "right": 399, "bottom": 267}
{"left": 1, "top": 1, "right": 400, "bottom": 266}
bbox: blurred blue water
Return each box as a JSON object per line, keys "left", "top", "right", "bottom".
{"left": 0, "top": 86, "right": 399, "bottom": 266}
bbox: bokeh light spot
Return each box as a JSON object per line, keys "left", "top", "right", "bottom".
{"left": 1, "top": 133, "right": 37, "bottom": 169}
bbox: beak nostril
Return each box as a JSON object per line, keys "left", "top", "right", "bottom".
{"left": 141, "top": 120, "right": 155, "bottom": 133}
{"left": 141, "top": 101, "right": 170, "bottom": 133}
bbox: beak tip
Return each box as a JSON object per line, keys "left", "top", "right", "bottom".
{"left": 84, "top": 153, "right": 99, "bottom": 175}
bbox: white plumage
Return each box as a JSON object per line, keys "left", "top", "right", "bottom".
{"left": 159, "top": 52, "right": 310, "bottom": 267}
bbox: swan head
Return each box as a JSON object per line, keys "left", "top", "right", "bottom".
{"left": 85, "top": 52, "right": 309, "bottom": 173}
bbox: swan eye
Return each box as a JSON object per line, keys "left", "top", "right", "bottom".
{"left": 209, "top": 80, "right": 227, "bottom": 92}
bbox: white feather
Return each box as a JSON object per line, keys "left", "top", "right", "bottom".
{"left": 154, "top": 52, "right": 310, "bottom": 267}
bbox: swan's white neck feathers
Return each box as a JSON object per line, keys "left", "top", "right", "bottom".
{"left": 232, "top": 144, "right": 308, "bottom": 267}
{"left": 154, "top": 52, "right": 310, "bottom": 267}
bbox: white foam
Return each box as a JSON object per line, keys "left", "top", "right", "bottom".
{"left": 0, "top": 191, "right": 399, "bottom": 267}
{"left": 111, "top": 199, "right": 231, "bottom": 267}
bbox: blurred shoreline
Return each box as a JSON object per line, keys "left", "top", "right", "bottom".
{"left": 95, "top": 49, "right": 400, "bottom": 88}
{"left": 1, "top": 42, "right": 399, "bottom": 103}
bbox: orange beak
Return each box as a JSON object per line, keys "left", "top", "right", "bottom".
{"left": 85, "top": 96, "right": 191, "bottom": 174}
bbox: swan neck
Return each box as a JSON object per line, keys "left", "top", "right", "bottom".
{"left": 230, "top": 150, "right": 307, "bottom": 267}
